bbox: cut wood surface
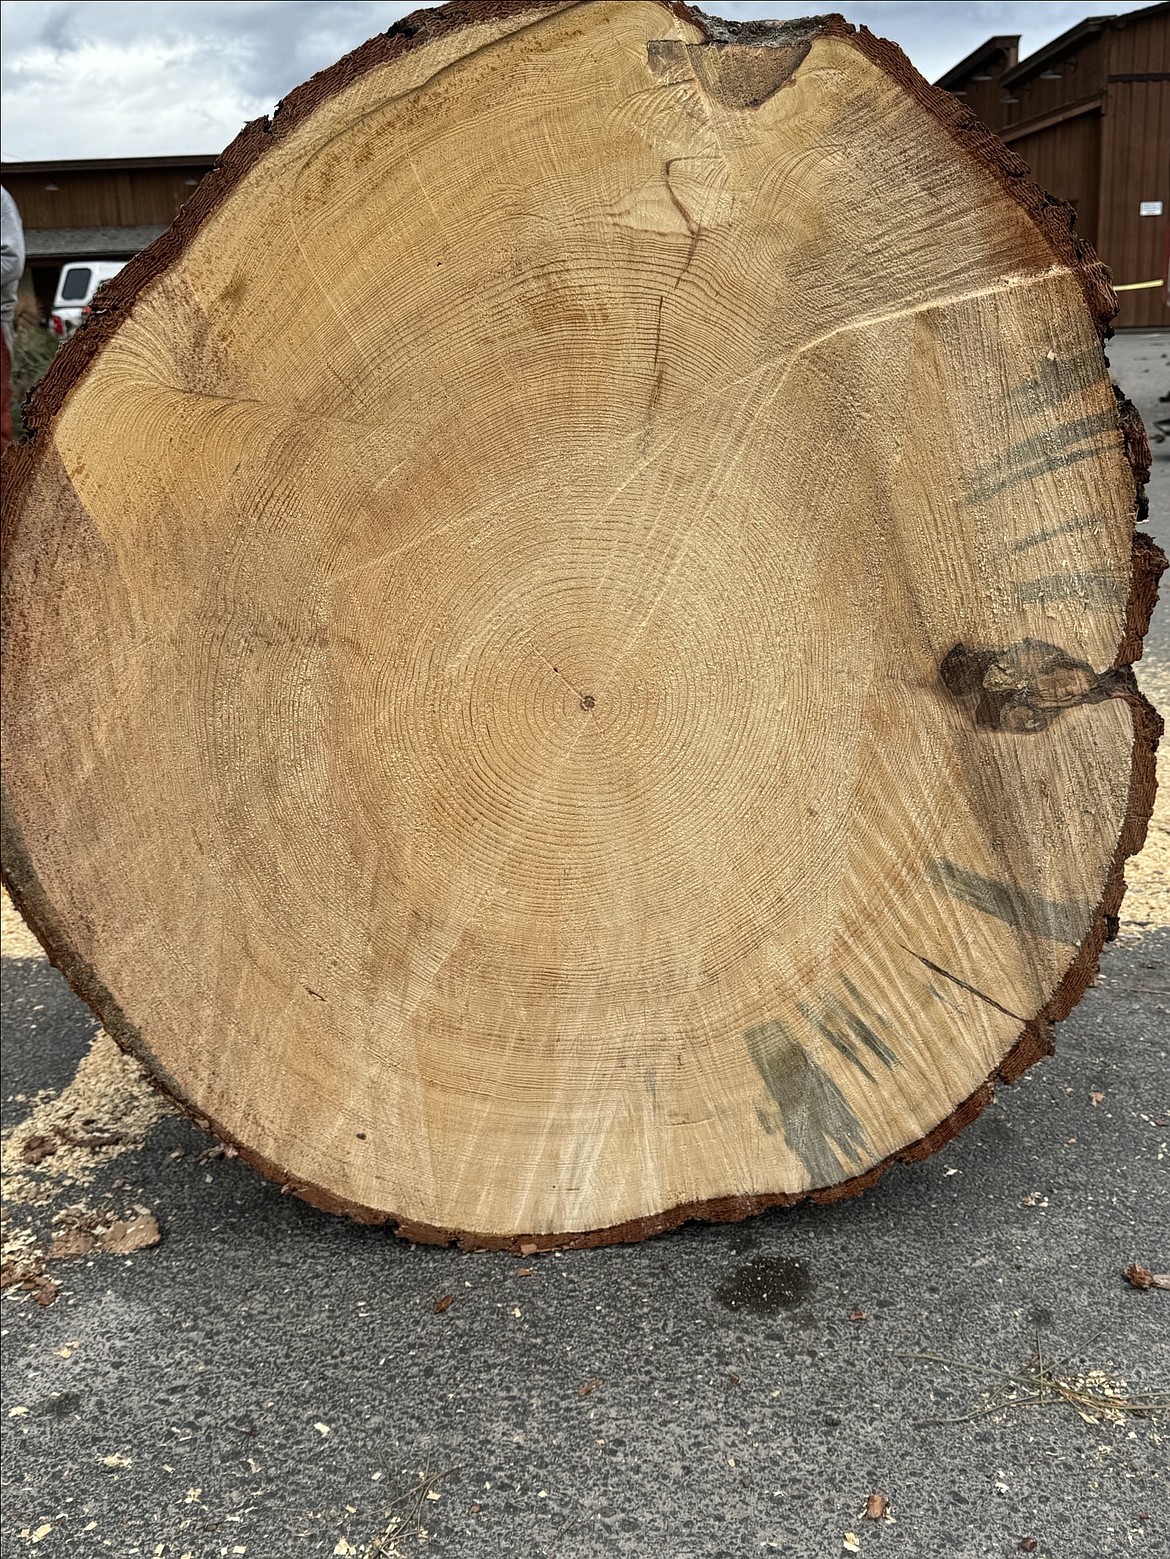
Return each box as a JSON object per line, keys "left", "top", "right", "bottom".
{"left": 1, "top": 0, "right": 1163, "bottom": 1247}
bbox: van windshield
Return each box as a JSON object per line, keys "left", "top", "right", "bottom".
{"left": 60, "top": 268, "right": 93, "bottom": 302}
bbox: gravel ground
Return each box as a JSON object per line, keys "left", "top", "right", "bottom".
{"left": 1, "top": 333, "right": 1167, "bottom": 1559}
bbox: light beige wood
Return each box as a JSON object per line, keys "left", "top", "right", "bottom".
{"left": 0, "top": 1, "right": 1148, "bottom": 1240}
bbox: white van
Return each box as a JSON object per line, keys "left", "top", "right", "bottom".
{"left": 50, "top": 260, "right": 126, "bottom": 336}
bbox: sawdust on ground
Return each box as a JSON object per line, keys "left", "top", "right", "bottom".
{"left": 2, "top": 1030, "right": 174, "bottom": 1305}
{"left": 1, "top": 886, "right": 43, "bottom": 959}
{"left": 3, "top": 1030, "right": 173, "bottom": 1207}
{"left": 1126, "top": 661, "right": 1170, "bottom": 935}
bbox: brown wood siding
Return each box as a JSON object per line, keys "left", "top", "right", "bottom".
{"left": 1000, "top": 33, "right": 1109, "bottom": 134}
{"left": 2, "top": 167, "right": 206, "bottom": 230}
{"left": 1101, "top": 11, "right": 1170, "bottom": 327}
{"left": 1109, "top": 6, "right": 1170, "bottom": 73}
{"left": 959, "top": 76, "right": 1008, "bottom": 132}
{"left": 1011, "top": 112, "right": 1103, "bottom": 247}
{"left": 1100, "top": 77, "right": 1170, "bottom": 328}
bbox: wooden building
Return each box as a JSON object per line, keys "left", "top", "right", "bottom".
{"left": 939, "top": 2, "right": 1169, "bottom": 329}
{"left": 1, "top": 154, "right": 215, "bottom": 320}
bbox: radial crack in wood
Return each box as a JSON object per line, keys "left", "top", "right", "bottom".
{"left": 0, "top": 0, "right": 1162, "bottom": 1247}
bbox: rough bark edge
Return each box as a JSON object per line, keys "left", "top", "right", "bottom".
{"left": 0, "top": 0, "right": 1163, "bottom": 1251}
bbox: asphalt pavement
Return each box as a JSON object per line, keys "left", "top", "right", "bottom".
{"left": 2, "top": 333, "right": 1168, "bottom": 1559}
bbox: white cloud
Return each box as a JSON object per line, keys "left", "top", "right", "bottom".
{"left": 0, "top": 1, "right": 432, "bottom": 158}
{"left": 0, "top": 0, "right": 1158, "bottom": 161}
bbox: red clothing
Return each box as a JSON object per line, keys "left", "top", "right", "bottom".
{"left": 1, "top": 331, "right": 12, "bottom": 454}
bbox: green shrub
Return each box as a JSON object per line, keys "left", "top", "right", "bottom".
{"left": 10, "top": 325, "right": 61, "bottom": 439}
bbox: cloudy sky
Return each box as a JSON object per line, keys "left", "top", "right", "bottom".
{"left": 0, "top": 0, "right": 1158, "bottom": 162}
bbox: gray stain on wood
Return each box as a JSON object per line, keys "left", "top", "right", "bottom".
{"left": 796, "top": 989, "right": 899, "bottom": 1084}
{"left": 963, "top": 410, "right": 1116, "bottom": 505}
{"left": 1013, "top": 568, "right": 1128, "bottom": 607}
{"left": 1006, "top": 512, "right": 1101, "bottom": 555}
{"left": 745, "top": 1020, "right": 871, "bottom": 1185}
{"left": 998, "top": 346, "right": 1103, "bottom": 420}
{"left": 927, "top": 859, "right": 1092, "bottom": 946}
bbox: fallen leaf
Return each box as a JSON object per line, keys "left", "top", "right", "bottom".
{"left": 101, "top": 1453, "right": 132, "bottom": 1467}
{"left": 30, "top": 1525, "right": 53, "bottom": 1544}
{"left": 863, "top": 1494, "right": 889, "bottom": 1520}
{"left": 1020, "top": 1541, "right": 1038, "bottom": 1554}
{"left": 1090, "top": 1091, "right": 1105, "bottom": 1106}
{"left": 843, "top": 1534, "right": 861, "bottom": 1555}
{"left": 578, "top": 1378, "right": 601, "bottom": 1396}
{"left": 99, "top": 1213, "right": 161, "bottom": 1255}
{"left": 333, "top": 1541, "right": 357, "bottom": 1556}
{"left": 432, "top": 1293, "right": 454, "bottom": 1314}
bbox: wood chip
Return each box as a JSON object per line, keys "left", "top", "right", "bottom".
{"left": 99, "top": 1213, "right": 161, "bottom": 1255}
{"left": 432, "top": 1293, "right": 454, "bottom": 1314}
{"left": 0, "top": 1259, "right": 38, "bottom": 1291}
{"left": 48, "top": 1228, "right": 97, "bottom": 1260}
{"left": 1125, "top": 1262, "right": 1170, "bottom": 1291}
{"left": 20, "top": 1135, "right": 57, "bottom": 1166}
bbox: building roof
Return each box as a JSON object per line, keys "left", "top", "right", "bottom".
{"left": 23, "top": 225, "right": 168, "bottom": 261}
{"left": 1, "top": 155, "right": 217, "bottom": 176}
{"left": 1001, "top": 0, "right": 1169, "bottom": 87}
{"left": 936, "top": 36, "right": 1019, "bottom": 91}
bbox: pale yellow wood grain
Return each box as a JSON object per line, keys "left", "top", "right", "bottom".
{"left": 2, "top": 3, "right": 1143, "bottom": 1235}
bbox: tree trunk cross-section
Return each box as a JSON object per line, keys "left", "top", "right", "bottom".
{"left": 1, "top": 1, "right": 1163, "bottom": 1248}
